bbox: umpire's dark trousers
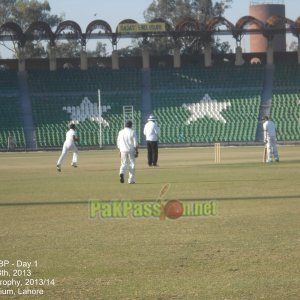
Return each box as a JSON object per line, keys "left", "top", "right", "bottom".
{"left": 147, "top": 141, "right": 158, "bottom": 166}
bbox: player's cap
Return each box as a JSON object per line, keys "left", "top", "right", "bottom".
{"left": 148, "top": 114, "right": 156, "bottom": 121}
{"left": 125, "top": 120, "right": 133, "bottom": 128}
{"left": 262, "top": 116, "right": 269, "bottom": 121}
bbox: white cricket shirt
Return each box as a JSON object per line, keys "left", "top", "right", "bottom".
{"left": 117, "top": 127, "right": 137, "bottom": 152}
{"left": 263, "top": 120, "right": 276, "bottom": 138}
{"left": 143, "top": 121, "right": 160, "bottom": 141}
{"left": 65, "top": 129, "right": 76, "bottom": 145}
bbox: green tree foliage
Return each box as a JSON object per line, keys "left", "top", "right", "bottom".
{"left": 0, "top": 0, "right": 62, "bottom": 29}
{"left": 0, "top": 0, "right": 63, "bottom": 58}
{"left": 141, "top": 0, "right": 232, "bottom": 55}
{"left": 118, "top": 45, "right": 141, "bottom": 57}
{"left": 144, "top": 0, "right": 232, "bottom": 28}
{"left": 87, "top": 42, "right": 109, "bottom": 58}
{"left": 288, "top": 41, "right": 298, "bottom": 52}
{"left": 0, "top": 0, "right": 108, "bottom": 58}
{"left": 0, "top": 0, "right": 17, "bottom": 25}
{"left": 54, "top": 40, "right": 81, "bottom": 58}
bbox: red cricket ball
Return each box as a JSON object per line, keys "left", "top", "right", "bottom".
{"left": 164, "top": 200, "right": 184, "bottom": 219}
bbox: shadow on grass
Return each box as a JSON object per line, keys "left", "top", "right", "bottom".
{"left": 1, "top": 195, "right": 299, "bottom": 207}
{"left": 140, "top": 178, "right": 283, "bottom": 185}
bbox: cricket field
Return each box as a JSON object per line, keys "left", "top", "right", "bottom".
{"left": 0, "top": 145, "right": 299, "bottom": 299}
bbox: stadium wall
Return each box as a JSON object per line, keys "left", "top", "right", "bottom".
{"left": 0, "top": 51, "right": 298, "bottom": 72}
{"left": 25, "top": 59, "right": 51, "bottom": 70}
{"left": 273, "top": 51, "right": 298, "bottom": 64}
{"left": 0, "top": 59, "right": 18, "bottom": 70}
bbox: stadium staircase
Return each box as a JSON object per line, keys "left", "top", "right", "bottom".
{"left": 141, "top": 69, "right": 152, "bottom": 143}
{"left": 18, "top": 71, "right": 36, "bottom": 149}
{"left": 255, "top": 64, "right": 274, "bottom": 142}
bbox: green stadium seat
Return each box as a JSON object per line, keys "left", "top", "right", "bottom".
{"left": 28, "top": 68, "right": 142, "bottom": 147}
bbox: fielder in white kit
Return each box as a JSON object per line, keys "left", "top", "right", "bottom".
{"left": 57, "top": 123, "right": 79, "bottom": 172}
{"left": 262, "top": 116, "right": 279, "bottom": 163}
{"left": 117, "top": 120, "right": 138, "bottom": 184}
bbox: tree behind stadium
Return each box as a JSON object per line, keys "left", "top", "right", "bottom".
{"left": 135, "top": 0, "right": 233, "bottom": 55}
{"left": 0, "top": 0, "right": 63, "bottom": 58}
{"left": 0, "top": 0, "right": 107, "bottom": 59}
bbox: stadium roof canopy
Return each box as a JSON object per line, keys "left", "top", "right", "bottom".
{"left": 0, "top": 15, "right": 300, "bottom": 48}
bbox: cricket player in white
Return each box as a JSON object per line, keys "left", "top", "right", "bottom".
{"left": 57, "top": 123, "right": 79, "bottom": 172}
{"left": 262, "top": 116, "right": 279, "bottom": 163}
{"left": 117, "top": 120, "right": 138, "bottom": 184}
{"left": 144, "top": 114, "right": 160, "bottom": 166}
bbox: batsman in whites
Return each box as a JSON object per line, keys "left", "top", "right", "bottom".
{"left": 262, "top": 116, "right": 279, "bottom": 163}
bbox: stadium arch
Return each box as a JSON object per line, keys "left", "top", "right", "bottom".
{"left": 1, "top": 15, "right": 300, "bottom": 70}
{"left": 234, "top": 16, "right": 264, "bottom": 40}
{"left": 85, "top": 19, "right": 112, "bottom": 44}
{"left": 55, "top": 20, "right": 83, "bottom": 48}
{"left": 115, "top": 19, "right": 139, "bottom": 49}
{"left": 234, "top": 16, "right": 265, "bottom": 64}
{"left": 0, "top": 22, "right": 25, "bottom": 47}
{"left": 25, "top": 21, "right": 55, "bottom": 46}
{"left": 85, "top": 20, "right": 113, "bottom": 69}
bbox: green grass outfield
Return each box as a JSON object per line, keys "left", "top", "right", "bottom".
{"left": 0, "top": 146, "right": 299, "bottom": 299}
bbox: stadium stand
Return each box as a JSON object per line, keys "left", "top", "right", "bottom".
{"left": 0, "top": 64, "right": 264, "bottom": 149}
{"left": 0, "top": 70, "right": 19, "bottom": 93}
{"left": 3, "top": 61, "right": 300, "bottom": 149}
{"left": 270, "top": 91, "right": 300, "bottom": 141}
{"left": 152, "top": 90, "right": 260, "bottom": 143}
{"left": 151, "top": 64, "right": 263, "bottom": 143}
{"left": 0, "top": 71, "right": 25, "bottom": 149}
{"left": 271, "top": 64, "right": 300, "bottom": 141}
{"left": 31, "top": 93, "right": 141, "bottom": 147}
{"left": 0, "top": 96, "right": 26, "bottom": 149}
{"left": 151, "top": 64, "right": 264, "bottom": 90}
{"left": 27, "top": 68, "right": 142, "bottom": 93}
{"left": 273, "top": 64, "right": 300, "bottom": 89}
{"left": 27, "top": 68, "right": 142, "bottom": 147}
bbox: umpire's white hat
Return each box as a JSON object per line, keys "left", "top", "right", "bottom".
{"left": 148, "top": 114, "right": 156, "bottom": 121}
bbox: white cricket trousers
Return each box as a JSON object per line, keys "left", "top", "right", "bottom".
{"left": 57, "top": 142, "right": 78, "bottom": 166}
{"left": 266, "top": 136, "right": 279, "bottom": 162}
{"left": 120, "top": 151, "right": 135, "bottom": 183}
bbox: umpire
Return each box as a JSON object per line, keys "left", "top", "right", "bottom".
{"left": 143, "top": 114, "right": 160, "bottom": 167}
